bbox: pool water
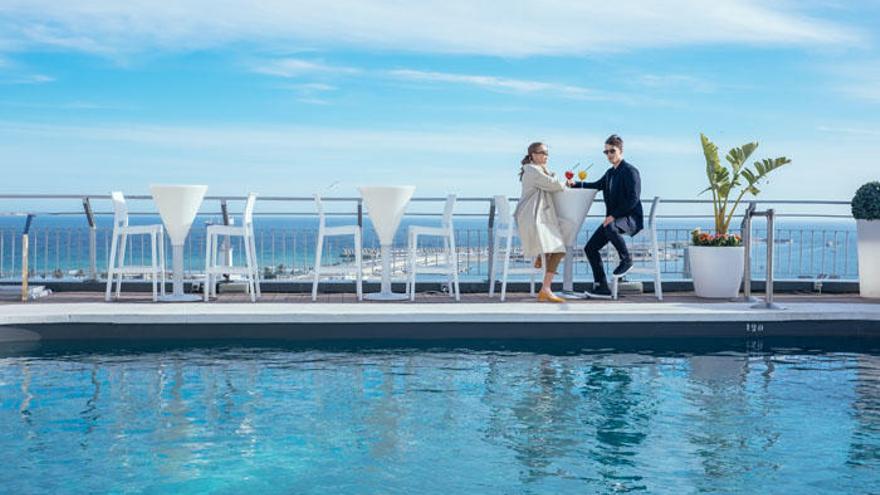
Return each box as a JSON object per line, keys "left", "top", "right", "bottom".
{"left": 1, "top": 340, "right": 879, "bottom": 494}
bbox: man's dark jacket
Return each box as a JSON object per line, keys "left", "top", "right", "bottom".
{"left": 572, "top": 160, "right": 643, "bottom": 236}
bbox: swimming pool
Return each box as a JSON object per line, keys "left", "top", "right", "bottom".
{"left": 1, "top": 339, "right": 878, "bottom": 493}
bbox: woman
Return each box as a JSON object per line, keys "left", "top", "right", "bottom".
{"left": 513, "top": 142, "right": 572, "bottom": 303}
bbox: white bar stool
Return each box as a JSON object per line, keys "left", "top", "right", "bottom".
{"left": 204, "top": 193, "right": 260, "bottom": 302}
{"left": 105, "top": 191, "right": 166, "bottom": 302}
{"left": 611, "top": 196, "right": 663, "bottom": 301}
{"left": 488, "top": 195, "right": 543, "bottom": 302}
{"left": 406, "top": 194, "right": 460, "bottom": 301}
{"left": 312, "top": 194, "right": 363, "bottom": 301}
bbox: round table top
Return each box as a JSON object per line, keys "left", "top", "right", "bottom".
{"left": 358, "top": 186, "right": 416, "bottom": 245}
{"left": 150, "top": 184, "right": 208, "bottom": 244}
{"left": 552, "top": 188, "right": 598, "bottom": 246}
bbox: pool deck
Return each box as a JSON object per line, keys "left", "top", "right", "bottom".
{"left": 0, "top": 291, "right": 878, "bottom": 342}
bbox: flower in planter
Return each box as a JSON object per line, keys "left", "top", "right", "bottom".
{"left": 691, "top": 228, "right": 742, "bottom": 247}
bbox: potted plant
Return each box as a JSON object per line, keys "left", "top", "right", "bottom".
{"left": 853, "top": 181, "right": 880, "bottom": 298}
{"left": 690, "top": 134, "right": 791, "bottom": 298}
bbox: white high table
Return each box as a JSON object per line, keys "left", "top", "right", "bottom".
{"left": 150, "top": 184, "right": 208, "bottom": 302}
{"left": 359, "top": 186, "right": 415, "bottom": 301}
{"left": 552, "top": 188, "right": 597, "bottom": 297}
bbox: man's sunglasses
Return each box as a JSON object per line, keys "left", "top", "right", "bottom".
{"left": 603, "top": 149, "right": 618, "bottom": 155}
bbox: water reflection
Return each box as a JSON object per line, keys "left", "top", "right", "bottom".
{"left": 79, "top": 365, "right": 100, "bottom": 444}
{"left": 582, "top": 355, "right": 653, "bottom": 492}
{"left": 0, "top": 342, "right": 878, "bottom": 493}
{"left": 850, "top": 354, "right": 880, "bottom": 467}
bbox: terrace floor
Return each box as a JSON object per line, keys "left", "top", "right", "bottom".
{"left": 0, "top": 289, "right": 877, "bottom": 305}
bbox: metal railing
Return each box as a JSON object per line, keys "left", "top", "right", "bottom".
{"left": 743, "top": 206, "right": 784, "bottom": 309}
{"left": 0, "top": 194, "right": 858, "bottom": 283}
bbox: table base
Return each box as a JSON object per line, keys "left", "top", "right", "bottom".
{"left": 364, "top": 292, "right": 409, "bottom": 301}
{"left": 158, "top": 294, "right": 203, "bottom": 303}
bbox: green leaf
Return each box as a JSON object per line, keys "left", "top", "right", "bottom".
{"left": 745, "top": 157, "right": 791, "bottom": 187}
{"left": 700, "top": 133, "right": 723, "bottom": 191}
{"left": 725, "top": 142, "right": 758, "bottom": 173}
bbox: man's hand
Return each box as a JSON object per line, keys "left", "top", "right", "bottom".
{"left": 603, "top": 215, "right": 614, "bottom": 227}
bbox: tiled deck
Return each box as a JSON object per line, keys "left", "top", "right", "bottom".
{"left": 2, "top": 290, "right": 877, "bottom": 305}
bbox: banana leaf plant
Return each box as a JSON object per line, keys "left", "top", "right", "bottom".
{"left": 699, "top": 133, "right": 792, "bottom": 237}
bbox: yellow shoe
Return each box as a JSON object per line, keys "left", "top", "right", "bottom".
{"left": 537, "top": 291, "right": 565, "bottom": 303}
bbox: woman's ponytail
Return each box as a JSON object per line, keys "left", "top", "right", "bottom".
{"left": 519, "top": 142, "right": 545, "bottom": 181}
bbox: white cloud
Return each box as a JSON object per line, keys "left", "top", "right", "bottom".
{"left": 3, "top": 120, "right": 872, "bottom": 200}
{"left": 817, "top": 61, "right": 880, "bottom": 104}
{"left": 635, "top": 74, "right": 716, "bottom": 93}
{"left": 0, "top": 120, "right": 696, "bottom": 158}
{"left": 291, "top": 83, "right": 336, "bottom": 92}
{"left": 0, "top": 54, "right": 53, "bottom": 84}
{"left": 387, "top": 69, "right": 615, "bottom": 101}
{"left": 270, "top": 81, "right": 339, "bottom": 105}
{"left": 0, "top": 73, "right": 54, "bottom": 84}
{"left": 817, "top": 125, "right": 880, "bottom": 137}
{"left": 0, "top": 1, "right": 860, "bottom": 57}
{"left": 839, "top": 85, "right": 880, "bottom": 103}
{"left": 252, "top": 59, "right": 360, "bottom": 78}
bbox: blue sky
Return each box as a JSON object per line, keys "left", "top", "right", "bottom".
{"left": 1, "top": 0, "right": 879, "bottom": 208}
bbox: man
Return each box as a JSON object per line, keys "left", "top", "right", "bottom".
{"left": 569, "top": 134, "right": 643, "bottom": 297}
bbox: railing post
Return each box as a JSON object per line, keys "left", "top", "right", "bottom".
{"left": 486, "top": 197, "right": 496, "bottom": 285}
{"left": 220, "top": 199, "right": 233, "bottom": 279}
{"left": 220, "top": 199, "right": 230, "bottom": 226}
{"left": 765, "top": 209, "right": 782, "bottom": 309}
{"left": 741, "top": 201, "right": 757, "bottom": 302}
{"left": 750, "top": 208, "right": 784, "bottom": 310}
{"left": 21, "top": 214, "right": 34, "bottom": 302}
{"left": 82, "top": 197, "right": 97, "bottom": 280}
{"left": 357, "top": 199, "right": 363, "bottom": 228}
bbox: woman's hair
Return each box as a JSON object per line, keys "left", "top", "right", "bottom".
{"left": 519, "top": 142, "right": 545, "bottom": 181}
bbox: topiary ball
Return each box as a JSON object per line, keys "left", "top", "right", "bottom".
{"left": 852, "top": 181, "right": 880, "bottom": 220}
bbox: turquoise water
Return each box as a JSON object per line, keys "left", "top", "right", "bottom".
{"left": 1, "top": 340, "right": 879, "bottom": 493}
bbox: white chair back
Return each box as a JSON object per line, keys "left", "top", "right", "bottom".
{"left": 493, "top": 195, "right": 512, "bottom": 228}
{"left": 110, "top": 191, "right": 128, "bottom": 229}
{"left": 314, "top": 194, "right": 326, "bottom": 228}
{"left": 441, "top": 194, "right": 456, "bottom": 230}
{"left": 646, "top": 196, "right": 660, "bottom": 230}
{"left": 243, "top": 192, "right": 258, "bottom": 226}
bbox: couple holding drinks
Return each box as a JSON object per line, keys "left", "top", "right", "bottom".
{"left": 514, "top": 134, "right": 643, "bottom": 302}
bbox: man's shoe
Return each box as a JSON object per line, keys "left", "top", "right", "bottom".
{"left": 613, "top": 258, "right": 633, "bottom": 277}
{"left": 584, "top": 284, "right": 612, "bottom": 299}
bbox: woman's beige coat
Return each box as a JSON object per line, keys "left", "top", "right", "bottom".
{"left": 513, "top": 164, "right": 573, "bottom": 258}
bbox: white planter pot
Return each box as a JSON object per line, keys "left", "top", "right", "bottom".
{"left": 857, "top": 219, "right": 880, "bottom": 298}
{"left": 688, "top": 245, "right": 745, "bottom": 299}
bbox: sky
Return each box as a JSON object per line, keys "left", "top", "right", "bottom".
{"left": 1, "top": 0, "right": 879, "bottom": 209}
